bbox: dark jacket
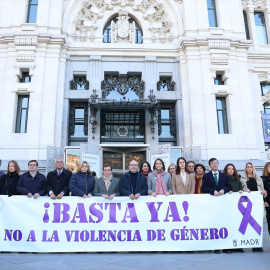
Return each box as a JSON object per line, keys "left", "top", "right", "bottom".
{"left": 0, "top": 172, "right": 20, "bottom": 196}
{"left": 94, "top": 177, "right": 120, "bottom": 196}
{"left": 262, "top": 175, "right": 270, "bottom": 204}
{"left": 119, "top": 171, "right": 148, "bottom": 196}
{"left": 46, "top": 168, "right": 72, "bottom": 196}
{"left": 69, "top": 172, "right": 95, "bottom": 197}
{"left": 228, "top": 175, "right": 242, "bottom": 192}
{"left": 16, "top": 171, "right": 46, "bottom": 196}
{"left": 202, "top": 171, "right": 231, "bottom": 195}
{"left": 0, "top": 170, "right": 5, "bottom": 177}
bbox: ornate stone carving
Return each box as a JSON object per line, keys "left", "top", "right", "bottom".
{"left": 111, "top": 10, "right": 135, "bottom": 43}
{"left": 16, "top": 56, "right": 35, "bottom": 62}
{"left": 70, "top": 76, "right": 89, "bottom": 90}
{"left": 157, "top": 78, "right": 175, "bottom": 91}
{"left": 101, "top": 75, "right": 144, "bottom": 99}
{"left": 262, "top": 90, "right": 270, "bottom": 104}
{"left": 72, "top": 0, "right": 173, "bottom": 43}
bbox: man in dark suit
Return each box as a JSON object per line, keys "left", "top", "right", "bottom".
{"left": 46, "top": 158, "right": 72, "bottom": 199}
{"left": 119, "top": 160, "right": 148, "bottom": 200}
{"left": 202, "top": 157, "right": 232, "bottom": 254}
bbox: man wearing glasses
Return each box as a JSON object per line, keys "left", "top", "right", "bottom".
{"left": 16, "top": 160, "right": 46, "bottom": 199}
{"left": 119, "top": 160, "right": 148, "bottom": 200}
{"left": 46, "top": 158, "right": 72, "bottom": 199}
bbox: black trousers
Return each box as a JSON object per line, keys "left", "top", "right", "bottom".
{"left": 266, "top": 207, "right": 270, "bottom": 235}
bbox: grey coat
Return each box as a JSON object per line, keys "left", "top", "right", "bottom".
{"left": 94, "top": 177, "right": 120, "bottom": 196}
{"left": 147, "top": 171, "right": 172, "bottom": 195}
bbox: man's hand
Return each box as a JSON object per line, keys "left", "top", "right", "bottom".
{"left": 129, "top": 194, "right": 135, "bottom": 200}
{"left": 56, "top": 193, "right": 63, "bottom": 199}
{"left": 87, "top": 193, "right": 92, "bottom": 198}
{"left": 50, "top": 193, "right": 56, "bottom": 200}
{"left": 83, "top": 194, "right": 87, "bottom": 198}
{"left": 246, "top": 189, "right": 251, "bottom": 193}
{"left": 27, "top": 193, "right": 32, "bottom": 198}
{"left": 134, "top": 193, "right": 140, "bottom": 200}
{"left": 109, "top": 194, "right": 115, "bottom": 200}
{"left": 102, "top": 194, "right": 109, "bottom": 199}
{"left": 214, "top": 190, "right": 219, "bottom": 196}
{"left": 218, "top": 189, "right": 224, "bottom": 195}
{"left": 33, "top": 193, "right": 40, "bottom": 199}
{"left": 151, "top": 192, "right": 157, "bottom": 197}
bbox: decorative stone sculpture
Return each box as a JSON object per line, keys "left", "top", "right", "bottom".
{"left": 111, "top": 10, "right": 135, "bottom": 43}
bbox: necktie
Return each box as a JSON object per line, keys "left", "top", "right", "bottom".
{"left": 214, "top": 173, "right": 218, "bottom": 186}
{"left": 58, "top": 171, "right": 61, "bottom": 177}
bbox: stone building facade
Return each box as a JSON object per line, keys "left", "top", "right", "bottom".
{"left": 0, "top": 0, "right": 269, "bottom": 175}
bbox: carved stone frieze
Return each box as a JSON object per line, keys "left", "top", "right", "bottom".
{"left": 209, "top": 41, "right": 230, "bottom": 50}
{"left": 15, "top": 38, "right": 38, "bottom": 46}
{"left": 72, "top": 0, "right": 173, "bottom": 43}
{"left": 242, "top": 0, "right": 270, "bottom": 10}
{"left": 16, "top": 56, "right": 35, "bottom": 62}
{"left": 211, "top": 59, "right": 228, "bottom": 65}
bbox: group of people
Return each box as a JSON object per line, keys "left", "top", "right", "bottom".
{"left": 0, "top": 157, "right": 270, "bottom": 253}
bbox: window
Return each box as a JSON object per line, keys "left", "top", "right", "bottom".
{"left": 158, "top": 104, "right": 176, "bottom": 145}
{"left": 243, "top": 11, "right": 250, "bottom": 40}
{"left": 69, "top": 103, "right": 88, "bottom": 146}
{"left": 103, "top": 17, "right": 143, "bottom": 44}
{"left": 27, "top": 0, "right": 38, "bottom": 23}
{"left": 157, "top": 77, "right": 175, "bottom": 91}
{"left": 261, "top": 84, "right": 270, "bottom": 113}
{"left": 254, "top": 12, "right": 268, "bottom": 44}
{"left": 214, "top": 75, "right": 224, "bottom": 85}
{"left": 216, "top": 97, "right": 229, "bottom": 134}
{"left": 100, "top": 111, "right": 145, "bottom": 143}
{"left": 70, "top": 75, "right": 89, "bottom": 90}
{"left": 16, "top": 96, "right": 29, "bottom": 133}
{"left": 20, "top": 72, "right": 31, "bottom": 83}
{"left": 207, "top": 0, "right": 217, "bottom": 27}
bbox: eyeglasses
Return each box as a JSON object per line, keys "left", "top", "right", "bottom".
{"left": 130, "top": 164, "right": 138, "bottom": 166}
{"left": 56, "top": 161, "right": 63, "bottom": 163}
{"left": 28, "top": 164, "right": 37, "bottom": 166}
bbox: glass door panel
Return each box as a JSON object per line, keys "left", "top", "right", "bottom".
{"left": 103, "top": 152, "right": 123, "bottom": 170}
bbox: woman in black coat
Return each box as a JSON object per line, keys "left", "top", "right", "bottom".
{"left": 69, "top": 161, "right": 95, "bottom": 198}
{"left": 0, "top": 160, "right": 20, "bottom": 196}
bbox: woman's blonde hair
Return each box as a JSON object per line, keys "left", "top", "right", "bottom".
{"left": 76, "top": 161, "right": 91, "bottom": 174}
{"left": 167, "top": 163, "right": 176, "bottom": 173}
{"left": 244, "top": 162, "right": 257, "bottom": 178}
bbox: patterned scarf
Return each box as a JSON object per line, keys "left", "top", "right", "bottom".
{"left": 153, "top": 170, "right": 167, "bottom": 195}
{"left": 195, "top": 174, "right": 204, "bottom": 194}
{"left": 141, "top": 171, "right": 152, "bottom": 180}
{"left": 102, "top": 174, "right": 113, "bottom": 191}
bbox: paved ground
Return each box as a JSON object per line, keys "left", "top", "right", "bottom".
{"left": 0, "top": 222, "right": 269, "bottom": 270}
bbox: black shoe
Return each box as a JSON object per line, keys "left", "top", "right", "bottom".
{"left": 257, "top": 247, "right": 263, "bottom": 252}
{"left": 252, "top": 248, "right": 257, "bottom": 252}
{"left": 214, "top": 250, "right": 220, "bottom": 254}
{"left": 223, "top": 249, "right": 231, "bottom": 254}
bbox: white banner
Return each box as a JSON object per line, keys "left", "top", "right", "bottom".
{"left": 0, "top": 192, "right": 264, "bottom": 252}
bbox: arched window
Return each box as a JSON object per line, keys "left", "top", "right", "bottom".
{"left": 103, "top": 16, "right": 143, "bottom": 44}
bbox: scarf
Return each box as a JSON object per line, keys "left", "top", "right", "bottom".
{"left": 102, "top": 174, "right": 113, "bottom": 191}
{"left": 195, "top": 174, "right": 204, "bottom": 194}
{"left": 141, "top": 171, "right": 152, "bottom": 180}
{"left": 153, "top": 170, "right": 167, "bottom": 195}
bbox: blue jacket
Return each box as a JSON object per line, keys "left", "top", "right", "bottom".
{"left": 69, "top": 172, "right": 95, "bottom": 197}
{"left": 202, "top": 171, "right": 232, "bottom": 195}
{"left": 16, "top": 171, "right": 46, "bottom": 195}
{"left": 119, "top": 171, "right": 148, "bottom": 196}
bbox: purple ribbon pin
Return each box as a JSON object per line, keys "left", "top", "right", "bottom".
{"left": 238, "top": 196, "right": 261, "bottom": 236}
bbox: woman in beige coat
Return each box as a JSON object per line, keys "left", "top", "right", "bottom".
{"left": 172, "top": 157, "right": 195, "bottom": 194}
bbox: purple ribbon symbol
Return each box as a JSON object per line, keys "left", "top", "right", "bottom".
{"left": 238, "top": 196, "right": 261, "bottom": 236}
